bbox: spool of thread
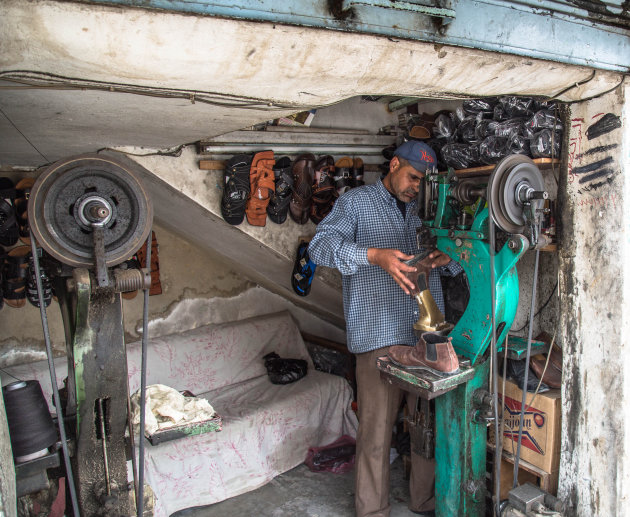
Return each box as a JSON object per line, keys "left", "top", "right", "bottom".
{"left": 2, "top": 380, "right": 57, "bottom": 462}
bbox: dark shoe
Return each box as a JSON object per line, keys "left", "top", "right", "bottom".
{"left": 333, "top": 156, "right": 353, "bottom": 195}
{"left": 310, "top": 155, "right": 336, "bottom": 225}
{"left": 267, "top": 157, "right": 293, "bottom": 224}
{"left": 289, "top": 154, "right": 315, "bottom": 225}
{"left": 291, "top": 241, "right": 316, "bottom": 296}
{"left": 221, "top": 154, "right": 253, "bottom": 225}
{"left": 353, "top": 157, "right": 364, "bottom": 187}
{"left": 2, "top": 245, "right": 30, "bottom": 308}
{"left": 388, "top": 332, "right": 459, "bottom": 376}
{"left": 0, "top": 178, "right": 19, "bottom": 247}
{"left": 14, "top": 178, "right": 35, "bottom": 245}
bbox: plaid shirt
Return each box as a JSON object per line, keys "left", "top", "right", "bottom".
{"left": 309, "top": 180, "right": 462, "bottom": 354}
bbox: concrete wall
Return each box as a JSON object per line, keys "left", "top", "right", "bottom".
{"left": 557, "top": 84, "right": 629, "bottom": 515}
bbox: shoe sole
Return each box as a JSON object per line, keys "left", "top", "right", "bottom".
{"left": 388, "top": 357, "right": 459, "bottom": 378}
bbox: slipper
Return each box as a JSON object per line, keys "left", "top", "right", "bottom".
{"left": 0, "top": 178, "right": 19, "bottom": 247}
{"left": 353, "top": 157, "right": 365, "bottom": 187}
{"left": 267, "top": 157, "right": 293, "bottom": 225}
{"left": 246, "top": 150, "right": 275, "bottom": 227}
{"left": 221, "top": 154, "right": 253, "bottom": 225}
{"left": 291, "top": 241, "right": 316, "bottom": 297}
{"left": 2, "top": 245, "right": 30, "bottom": 308}
{"left": 26, "top": 249, "right": 53, "bottom": 308}
{"left": 289, "top": 154, "right": 315, "bottom": 225}
{"left": 334, "top": 157, "right": 354, "bottom": 196}
{"left": 310, "top": 155, "right": 337, "bottom": 225}
{"left": 14, "top": 178, "right": 35, "bottom": 245}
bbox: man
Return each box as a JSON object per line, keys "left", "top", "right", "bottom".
{"left": 308, "top": 141, "right": 462, "bottom": 517}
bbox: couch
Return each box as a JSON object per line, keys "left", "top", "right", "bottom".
{"left": 1, "top": 311, "right": 358, "bottom": 516}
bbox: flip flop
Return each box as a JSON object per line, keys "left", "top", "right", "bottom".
{"left": 2, "top": 245, "right": 30, "bottom": 308}
{"left": 289, "top": 154, "right": 315, "bottom": 225}
{"left": 0, "top": 178, "right": 19, "bottom": 247}
{"left": 246, "top": 150, "right": 275, "bottom": 226}
{"left": 310, "top": 155, "right": 337, "bottom": 225}
{"left": 221, "top": 154, "right": 253, "bottom": 225}
{"left": 291, "top": 241, "right": 316, "bottom": 297}
{"left": 267, "top": 157, "right": 294, "bottom": 225}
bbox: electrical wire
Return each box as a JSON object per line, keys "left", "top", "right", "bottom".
{"left": 512, "top": 280, "right": 558, "bottom": 333}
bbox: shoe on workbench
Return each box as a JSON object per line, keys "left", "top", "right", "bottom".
{"left": 388, "top": 332, "right": 459, "bottom": 376}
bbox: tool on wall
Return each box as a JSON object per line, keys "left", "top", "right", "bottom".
{"left": 377, "top": 155, "right": 551, "bottom": 516}
{"left": 22, "top": 153, "right": 154, "bottom": 516}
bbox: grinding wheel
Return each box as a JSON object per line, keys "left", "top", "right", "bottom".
{"left": 487, "top": 155, "right": 544, "bottom": 234}
{"left": 28, "top": 153, "right": 153, "bottom": 268}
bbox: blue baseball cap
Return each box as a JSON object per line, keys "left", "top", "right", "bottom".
{"left": 393, "top": 141, "right": 437, "bottom": 173}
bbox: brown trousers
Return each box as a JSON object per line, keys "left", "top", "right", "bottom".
{"left": 355, "top": 347, "right": 435, "bottom": 517}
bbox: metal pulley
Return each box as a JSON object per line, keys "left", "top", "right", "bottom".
{"left": 487, "top": 155, "right": 547, "bottom": 235}
{"left": 28, "top": 153, "right": 153, "bottom": 268}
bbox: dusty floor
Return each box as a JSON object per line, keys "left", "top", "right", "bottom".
{"left": 173, "top": 455, "right": 421, "bottom": 517}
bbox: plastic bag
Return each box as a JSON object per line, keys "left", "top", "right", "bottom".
{"left": 475, "top": 119, "right": 498, "bottom": 141}
{"left": 530, "top": 129, "right": 562, "bottom": 158}
{"left": 263, "top": 352, "right": 308, "bottom": 384}
{"left": 506, "top": 133, "right": 530, "bottom": 155}
{"left": 305, "top": 435, "right": 356, "bottom": 474}
{"left": 456, "top": 116, "right": 478, "bottom": 143}
{"left": 499, "top": 96, "right": 535, "bottom": 118}
{"left": 462, "top": 98, "right": 497, "bottom": 115}
{"left": 494, "top": 118, "right": 526, "bottom": 138}
{"left": 441, "top": 143, "right": 479, "bottom": 169}
{"left": 433, "top": 113, "right": 456, "bottom": 139}
{"left": 525, "top": 110, "right": 563, "bottom": 132}
{"left": 500, "top": 358, "right": 550, "bottom": 393}
{"left": 479, "top": 136, "right": 508, "bottom": 164}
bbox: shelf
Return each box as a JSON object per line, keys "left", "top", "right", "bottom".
{"left": 448, "top": 158, "right": 561, "bottom": 178}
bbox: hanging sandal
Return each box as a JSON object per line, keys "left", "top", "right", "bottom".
{"left": 14, "top": 178, "right": 35, "bottom": 245}
{"left": 2, "top": 245, "right": 30, "bottom": 308}
{"left": 267, "top": 157, "right": 293, "bottom": 225}
{"left": 26, "top": 249, "right": 53, "bottom": 308}
{"left": 246, "top": 150, "right": 275, "bottom": 226}
{"left": 0, "top": 178, "right": 19, "bottom": 247}
{"left": 310, "top": 155, "right": 337, "bottom": 225}
{"left": 221, "top": 154, "right": 253, "bottom": 225}
{"left": 289, "top": 153, "right": 315, "bottom": 225}
{"left": 334, "top": 157, "right": 354, "bottom": 196}
{"left": 291, "top": 241, "right": 317, "bottom": 297}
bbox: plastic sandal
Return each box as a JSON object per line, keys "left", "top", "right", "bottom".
{"left": 2, "top": 245, "right": 30, "bottom": 308}
{"left": 334, "top": 157, "right": 354, "bottom": 195}
{"left": 267, "top": 156, "right": 293, "bottom": 225}
{"left": 14, "top": 178, "right": 35, "bottom": 245}
{"left": 310, "top": 155, "right": 337, "bottom": 225}
{"left": 353, "top": 157, "right": 365, "bottom": 187}
{"left": 221, "top": 154, "right": 253, "bottom": 225}
{"left": 289, "top": 154, "right": 315, "bottom": 225}
{"left": 0, "top": 178, "right": 19, "bottom": 247}
{"left": 246, "top": 150, "right": 275, "bottom": 226}
{"left": 26, "top": 249, "right": 53, "bottom": 308}
{"left": 291, "top": 241, "right": 317, "bottom": 297}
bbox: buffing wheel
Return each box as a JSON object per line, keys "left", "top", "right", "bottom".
{"left": 28, "top": 153, "right": 153, "bottom": 268}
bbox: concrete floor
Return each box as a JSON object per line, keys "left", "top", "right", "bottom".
{"left": 173, "top": 455, "right": 421, "bottom": 517}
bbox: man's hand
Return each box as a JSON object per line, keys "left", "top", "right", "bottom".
{"left": 428, "top": 250, "right": 452, "bottom": 268}
{"left": 367, "top": 248, "right": 417, "bottom": 295}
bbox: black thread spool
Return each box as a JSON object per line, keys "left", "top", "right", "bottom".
{"left": 2, "top": 380, "right": 57, "bottom": 462}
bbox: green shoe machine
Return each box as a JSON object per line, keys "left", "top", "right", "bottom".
{"left": 376, "top": 155, "right": 551, "bottom": 517}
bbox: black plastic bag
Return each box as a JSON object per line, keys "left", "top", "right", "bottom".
{"left": 475, "top": 119, "right": 498, "bottom": 141}
{"left": 479, "top": 136, "right": 508, "bottom": 164}
{"left": 499, "top": 96, "right": 535, "bottom": 118}
{"left": 263, "top": 352, "right": 308, "bottom": 384}
{"left": 525, "top": 110, "right": 563, "bottom": 132}
{"left": 506, "top": 133, "right": 530, "bottom": 155}
{"left": 433, "top": 113, "right": 456, "bottom": 139}
{"left": 441, "top": 143, "right": 479, "bottom": 169}
{"left": 530, "top": 129, "right": 562, "bottom": 158}
{"left": 494, "top": 118, "right": 526, "bottom": 138}
{"left": 463, "top": 98, "right": 497, "bottom": 115}
{"left": 456, "top": 116, "right": 478, "bottom": 144}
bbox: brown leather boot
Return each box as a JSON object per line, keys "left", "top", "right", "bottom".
{"left": 388, "top": 333, "right": 459, "bottom": 376}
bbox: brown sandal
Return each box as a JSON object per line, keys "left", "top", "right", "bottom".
{"left": 289, "top": 153, "right": 315, "bottom": 225}
{"left": 3, "top": 245, "right": 30, "bottom": 308}
{"left": 310, "top": 155, "right": 337, "bottom": 225}
{"left": 246, "top": 150, "right": 275, "bottom": 226}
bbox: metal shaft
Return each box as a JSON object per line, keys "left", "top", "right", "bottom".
{"left": 97, "top": 398, "right": 111, "bottom": 496}
{"left": 29, "top": 230, "right": 81, "bottom": 517}
{"left": 513, "top": 249, "right": 540, "bottom": 487}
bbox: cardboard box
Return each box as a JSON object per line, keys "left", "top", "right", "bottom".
{"left": 493, "top": 378, "right": 562, "bottom": 473}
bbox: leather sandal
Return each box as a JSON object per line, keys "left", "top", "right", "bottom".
{"left": 289, "top": 153, "right": 315, "bottom": 225}
{"left": 267, "top": 157, "right": 293, "bottom": 225}
{"left": 14, "top": 178, "right": 35, "bottom": 245}
{"left": 353, "top": 157, "right": 365, "bottom": 187}
{"left": 0, "top": 178, "right": 19, "bottom": 247}
{"left": 2, "top": 245, "right": 30, "bottom": 308}
{"left": 334, "top": 157, "right": 354, "bottom": 195}
{"left": 246, "top": 150, "right": 275, "bottom": 226}
{"left": 310, "top": 155, "right": 337, "bottom": 225}
{"left": 221, "top": 154, "right": 253, "bottom": 225}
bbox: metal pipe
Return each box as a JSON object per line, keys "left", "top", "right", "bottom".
{"left": 513, "top": 249, "right": 540, "bottom": 487}
{"left": 137, "top": 229, "right": 152, "bottom": 517}
{"left": 29, "top": 231, "right": 81, "bottom": 517}
{"left": 97, "top": 398, "right": 111, "bottom": 496}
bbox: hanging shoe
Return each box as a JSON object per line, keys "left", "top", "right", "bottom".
{"left": 246, "top": 150, "right": 275, "bottom": 226}
{"left": 0, "top": 178, "right": 19, "bottom": 247}
{"left": 333, "top": 157, "right": 353, "bottom": 196}
{"left": 2, "top": 245, "right": 30, "bottom": 308}
{"left": 221, "top": 154, "right": 253, "bottom": 225}
{"left": 310, "top": 155, "right": 337, "bottom": 225}
{"left": 289, "top": 154, "right": 315, "bottom": 225}
{"left": 267, "top": 156, "right": 293, "bottom": 224}
{"left": 291, "top": 241, "right": 316, "bottom": 296}
{"left": 388, "top": 332, "right": 459, "bottom": 376}
{"left": 353, "top": 157, "right": 364, "bottom": 187}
